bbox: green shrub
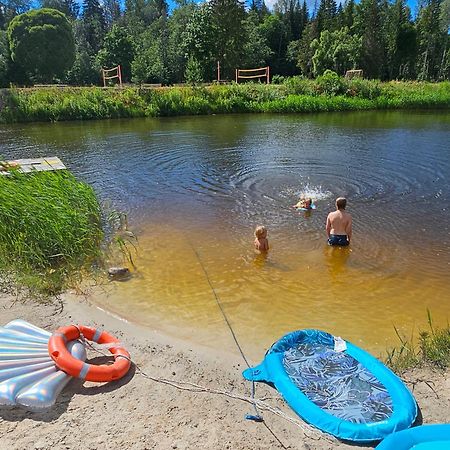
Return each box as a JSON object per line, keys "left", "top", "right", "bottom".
{"left": 271, "top": 75, "right": 285, "bottom": 84}
{"left": 346, "top": 78, "right": 382, "bottom": 99}
{"left": 283, "top": 76, "right": 317, "bottom": 96}
{"left": 316, "top": 70, "right": 346, "bottom": 96}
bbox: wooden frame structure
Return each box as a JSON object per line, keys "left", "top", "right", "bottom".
{"left": 102, "top": 65, "right": 122, "bottom": 87}
{"left": 345, "top": 69, "right": 363, "bottom": 79}
{"left": 235, "top": 66, "right": 270, "bottom": 84}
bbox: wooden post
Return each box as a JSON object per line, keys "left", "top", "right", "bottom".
{"left": 267, "top": 66, "right": 270, "bottom": 84}
{"left": 235, "top": 69, "right": 238, "bottom": 83}
{"left": 102, "top": 69, "right": 106, "bottom": 87}
{"left": 217, "top": 61, "right": 220, "bottom": 82}
{"left": 118, "top": 64, "right": 122, "bottom": 87}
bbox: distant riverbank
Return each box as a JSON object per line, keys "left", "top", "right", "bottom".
{"left": 1, "top": 77, "right": 449, "bottom": 123}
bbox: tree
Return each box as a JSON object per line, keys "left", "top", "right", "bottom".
{"left": 341, "top": 0, "right": 356, "bottom": 30}
{"left": 288, "top": 21, "right": 318, "bottom": 76}
{"left": 209, "top": 0, "right": 246, "bottom": 78}
{"left": 259, "top": 14, "right": 289, "bottom": 74}
{"left": 7, "top": 8, "right": 75, "bottom": 82}
{"left": 416, "top": 0, "right": 448, "bottom": 80}
{"left": 182, "top": 4, "right": 216, "bottom": 81}
{"left": 184, "top": 55, "right": 203, "bottom": 84}
{"left": 81, "top": 0, "right": 106, "bottom": 54}
{"left": 354, "top": 0, "right": 387, "bottom": 78}
{"left": 311, "top": 26, "right": 361, "bottom": 76}
{"left": 274, "top": 0, "right": 303, "bottom": 40}
{"left": 40, "top": 0, "right": 79, "bottom": 19}
{"left": 124, "top": 0, "right": 167, "bottom": 31}
{"left": 0, "top": 7, "right": 5, "bottom": 30}
{"left": 166, "top": 0, "right": 196, "bottom": 83}
{"left": 103, "top": 0, "right": 121, "bottom": 27}
{"left": 316, "top": 0, "right": 337, "bottom": 33}
{"left": 3, "top": 0, "right": 33, "bottom": 25}
{"left": 96, "top": 24, "right": 133, "bottom": 81}
{"left": 0, "top": 30, "right": 10, "bottom": 86}
{"left": 242, "top": 11, "right": 273, "bottom": 68}
{"left": 384, "top": 0, "right": 416, "bottom": 79}
{"left": 441, "top": 0, "right": 450, "bottom": 32}
{"left": 131, "top": 18, "right": 169, "bottom": 84}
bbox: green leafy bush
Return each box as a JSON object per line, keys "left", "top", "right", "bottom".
{"left": 283, "top": 76, "right": 317, "bottom": 96}
{"left": 316, "top": 70, "right": 346, "bottom": 96}
{"left": 346, "top": 78, "right": 382, "bottom": 99}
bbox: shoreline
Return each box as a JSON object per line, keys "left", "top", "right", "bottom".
{"left": 1, "top": 82, "right": 449, "bottom": 123}
{"left": 0, "top": 292, "right": 449, "bottom": 449}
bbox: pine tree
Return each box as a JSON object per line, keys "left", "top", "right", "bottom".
{"left": 355, "top": 0, "right": 386, "bottom": 78}
{"left": 103, "top": 0, "right": 121, "bottom": 27}
{"left": 81, "top": 0, "right": 106, "bottom": 54}
{"left": 385, "top": 0, "right": 416, "bottom": 79}
{"left": 316, "top": 0, "right": 337, "bottom": 34}
{"left": 342, "top": 0, "right": 356, "bottom": 30}
{"left": 40, "top": 0, "right": 79, "bottom": 19}
{"left": 416, "top": 0, "right": 448, "bottom": 80}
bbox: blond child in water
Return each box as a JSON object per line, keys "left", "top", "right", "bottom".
{"left": 254, "top": 225, "right": 269, "bottom": 252}
{"left": 293, "top": 197, "right": 313, "bottom": 209}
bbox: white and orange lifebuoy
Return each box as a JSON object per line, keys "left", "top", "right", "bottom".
{"left": 48, "top": 325, "right": 131, "bottom": 382}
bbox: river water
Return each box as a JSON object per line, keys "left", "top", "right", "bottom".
{"left": 1, "top": 111, "right": 449, "bottom": 360}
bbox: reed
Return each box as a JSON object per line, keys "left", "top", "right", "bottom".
{"left": 0, "top": 170, "right": 103, "bottom": 294}
{"left": 385, "top": 310, "right": 450, "bottom": 373}
{"left": 0, "top": 79, "right": 448, "bottom": 123}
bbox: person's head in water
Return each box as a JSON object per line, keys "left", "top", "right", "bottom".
{"left": 254, "top": 225, "right": 267, "bottom": 240}
{"left": 336, "top": 197, "right": 347, "bottom": 210}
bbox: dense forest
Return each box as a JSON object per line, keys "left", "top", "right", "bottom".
{"left": 0, "top": 0, "right": 449, "bottom": 86}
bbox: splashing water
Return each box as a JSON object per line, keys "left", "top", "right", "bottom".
{"left": 281, "top": 184, "right": 333, "bottom": 203}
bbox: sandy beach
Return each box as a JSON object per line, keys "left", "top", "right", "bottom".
{"left": 0, "top": 291, "right": 449, "bottom": 450}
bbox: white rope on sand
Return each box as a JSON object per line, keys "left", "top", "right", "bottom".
{"left": 83, "top": 340, "right": 337, "bottom": 444}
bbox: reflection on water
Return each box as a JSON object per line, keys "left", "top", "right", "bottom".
{"left": 1, "top": 111, "right": 449, "bottom": 360}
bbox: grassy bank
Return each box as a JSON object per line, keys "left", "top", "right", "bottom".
{"left": 0, "top": 77, "right": 449, "bottom": 123}
{"left": 386, "top": 311, "right": 450, "bottom": 373}
{"left": 0, "top": 170, "right": 103, "bottom": 294}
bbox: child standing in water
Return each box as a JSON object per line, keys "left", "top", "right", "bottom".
{"left": 254, "top": 226, "right": 269, "bottom": 252}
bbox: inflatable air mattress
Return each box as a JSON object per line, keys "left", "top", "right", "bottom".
{"left": 0, "top": 319, "right": 86, "bottom": 409}
{"left": 243, "top": 329, "right": 417, "bottom": 442}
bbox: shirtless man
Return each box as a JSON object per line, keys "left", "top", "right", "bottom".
{"left": 326, "top": 197, "right": 352, "bottom": 246}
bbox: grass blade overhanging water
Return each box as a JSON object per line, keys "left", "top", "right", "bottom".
{"left": 386, "top": 310, "right": 450, "bottom": 373}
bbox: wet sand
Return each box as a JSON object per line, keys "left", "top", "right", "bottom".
{"left": 0, "top": 291, "right": 449, "bottom": 450}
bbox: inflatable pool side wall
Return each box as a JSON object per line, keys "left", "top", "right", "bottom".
{"left": 375, "top": 424, "right": 450, "bottom": 449}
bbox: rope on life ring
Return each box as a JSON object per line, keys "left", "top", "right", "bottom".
{"left": 48, "top": 325, "right": 131, "bottom": 382}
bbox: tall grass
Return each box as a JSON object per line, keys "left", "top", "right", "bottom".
{"left": 0, "top": 78, "right": 449, "bottom": 123}
{"left": 385, "top": 310, "right": 450, "bottom": 373}
{"left": 0, "top": 170, "right": 103, "bottom": 294}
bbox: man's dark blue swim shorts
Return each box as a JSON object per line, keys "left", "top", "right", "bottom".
{"left": 328, "top": 234, "right": 349, "bottom": 246}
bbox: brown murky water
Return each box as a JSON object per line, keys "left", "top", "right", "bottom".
{"left": 2, "top": 111, "right": 449, "bottom": 360}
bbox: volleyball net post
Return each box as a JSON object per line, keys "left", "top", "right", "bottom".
{"left": 235, "top": 66, "right": 270, "bottom": 84}
{"left": 102, "top": 65, "right": 123, "bottom": 87}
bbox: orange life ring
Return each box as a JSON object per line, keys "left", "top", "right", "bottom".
{"left": 48, "top": 325, "right": 131, "bottom": 382}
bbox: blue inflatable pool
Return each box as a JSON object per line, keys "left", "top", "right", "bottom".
{"left": 376, "top": 424, "right": 450, "bottom": 449}
{"left": 243, "top": 329, "right": 417, "bottom": 442}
